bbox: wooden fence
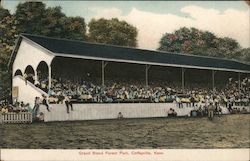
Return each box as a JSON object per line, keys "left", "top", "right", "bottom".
{"left": 0, "top": 112, "right": 32, "bottom": 124}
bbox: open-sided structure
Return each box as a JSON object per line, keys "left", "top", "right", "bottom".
{"left": 8, "top": 34, "right": 250, "bottom": 121}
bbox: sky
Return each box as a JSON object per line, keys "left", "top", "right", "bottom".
{"left": 2, "top": 1, "right": 250, "bottom": 50}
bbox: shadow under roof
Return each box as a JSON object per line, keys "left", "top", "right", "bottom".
{"left": 18, "top": 34, "right": 250, "bottom": 73}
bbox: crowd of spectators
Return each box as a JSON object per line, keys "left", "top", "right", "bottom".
{"left": 0, "top": 100, "right": 32, "bottom": 114}
{"left": 47, "top": 78, "right": 179, "bottom": 104}
{"left": 43, "top": 76, "right": 249, "bottom": 108}
{"left": 18, "top": 71, "right": 250, "bottom": 117}
{"left": 1, "top": 72, "right": 249, "bottom": 123}
{"left": 0, "top": 100, "right": 45, "bottom": 121}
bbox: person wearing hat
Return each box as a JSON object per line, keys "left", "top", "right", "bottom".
{"left": 42, "top": 94, "right": 50, "bottom": 112}
{"left": 65, "top": 95, "right": 73, "bottom": 113}
{"left": 207, "top": 101, "right": 215, "bottom": 120}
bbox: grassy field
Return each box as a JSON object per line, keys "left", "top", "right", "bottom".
{"left": 0, "top": 114, "right": 249, "bottom": 149}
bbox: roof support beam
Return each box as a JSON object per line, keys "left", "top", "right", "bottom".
{"left": 102, "top": 61, "right": 108, "bottom": 86}
{"left": 238, "top": 72, "right": 241, "bottom": 93}
{"left": 181, "top": 67, "right": 185, "bottom": 93}
{"left": 212, "top": 70, "right": 217, "bottom": 92}
{"left": 145, "top": 65, "right": 151, "bottom": 87}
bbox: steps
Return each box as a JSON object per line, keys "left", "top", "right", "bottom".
{"left": 12, "top": 76, "right": 48, "bottom": 108}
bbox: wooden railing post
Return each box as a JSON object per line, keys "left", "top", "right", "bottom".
{"left": 1, "top": 112, "right": 33, "bottom": 124}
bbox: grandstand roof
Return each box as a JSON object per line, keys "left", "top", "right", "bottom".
{"left": 9, "top": 34, "right": 250, "bottom": 73}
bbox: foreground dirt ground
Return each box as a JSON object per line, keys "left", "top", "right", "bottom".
{"left": 1, "top": 114, "right": 249, "bottom": 149}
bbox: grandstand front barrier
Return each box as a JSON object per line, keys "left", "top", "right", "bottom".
{"left": 0, "top": 112, "right": 33, "bottom": 124}
{"left": 39, "top": 103, "right": 230, "bottom": 122}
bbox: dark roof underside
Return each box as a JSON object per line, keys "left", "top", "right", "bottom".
{"left": 22, "top": 34, "right": 250, "bottom": 72}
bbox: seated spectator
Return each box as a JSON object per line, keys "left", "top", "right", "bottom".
{"left": 7, "top": 105, "right": 14, "bottom": 112}
{"left": 197, "top": 105, "right": 204, "bottom": 116}
{"left": 25, "top": 103, "right": 32, "bottom": 113}
{"left": 38, "top": 112, "right": 45, "bottom": 121}
{"left": 167, "top": 108, "right": 177, "bottom": 117}
{"left": 241, "top": 107, "right": 248, "bottom": 114}
{"left": 117, "top": 112, "right": 124, "bottom": 119}
{"left": 167, "top": 108, "right": 173, "bottom": 115}
{"left": 1, "top": 106, "right": 8, "bottom": 114}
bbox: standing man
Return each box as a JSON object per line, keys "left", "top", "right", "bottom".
{"left": 65, "top": 95, "right": 73, "bottom": 114}
{"left": 176, "top": 96, "right": 182, "bottom": 108}
{"left": 33, "top": 97, "right": 40, "bottom": 117}
{"left": 207, "top": 102, "right": 214, "bottom": 120}
{"left": 42, "top": 94, "right": 50, "bottom": 112}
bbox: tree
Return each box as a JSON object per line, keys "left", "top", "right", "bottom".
{"left": 238, "top": 48, "right": 250, "bottom": 64}
{"left": 15, "top": 2, "right": 47, "bottom": 34}
{"left": 0, "top": 7, "right": 17, "bottom": 69}
{"left": 0, "top": 7, "right": 11, "bottom": 20}
{"left": 0, "top": 8, "right": 17, "bottom": 101}
{"left": 40, "top": 6, "right": 66, "bottom": 37}
{"left": 158, "top": 27, "right": 241, "bottom": 60}
{"left": 213, "top": 37, "right": 241, "bottom": 59}
{"left": 62, "top": 16, "right": 87, "bottom": 41}
{"left": 88, "top": 18, "right": 138, "bottom": 47}
{"left": 15, "top": 2, "right": 87, "bottom": 40}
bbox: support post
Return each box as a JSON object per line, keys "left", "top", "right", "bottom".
{"left": 48, "top": 65, "right": 51, "bottom": 92}
{"left": 101, "top": 61, "right": 108, "bottom": 86}
{"left": 212, "top": 70, "right": 216, "bottom": 91}
{"left": 181, "top": 68, "right": 185, "bottom": 93}
{"left": 34, "top": 71, "right": 38, "bottom": 83}
{"left": 145, "top": 65, "right": 150, "bottom": 87}
{"left": 238, "top": 72, "right": 241, "bottom": 93}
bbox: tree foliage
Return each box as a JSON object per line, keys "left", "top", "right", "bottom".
{"left": 15, "top": 2, "right": 47, "bottom": 34}
{"left": 62, "top": 16, "right": 87, "bottom": 41}
{"left": 88, "top": 18, "right": 138, "bottom": 47}
{"left": 0, "top": 7, "right": 11, "bottom": 20}
{"left": 0, "top": 7, "right": 17, "bottom": 101}
{"left": 158, "top": 27, "right": 242, "bottom": 60}
{"left": 15, "top": 2, "right": 87, "bottom": 40}
{"left": 237, "top": 48, "right": 250, "bottom": 63}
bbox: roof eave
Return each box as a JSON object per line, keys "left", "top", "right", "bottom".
{"left": 54, "top": 52, "right": 250, "bottom": 74}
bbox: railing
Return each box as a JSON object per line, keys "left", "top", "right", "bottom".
{"left": 14, "top": 75, "right": 48, "bottom": 96}
{"left": 0, "top": 112, "right": 33, "bottom": 124}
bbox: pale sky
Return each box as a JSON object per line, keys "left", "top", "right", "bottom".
{"left": 2, "top": 1, "right": 250, "bottom": 50}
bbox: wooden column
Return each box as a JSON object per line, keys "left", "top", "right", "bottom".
{"left": 181, "top": 68, "right": 185, "bottom": 93}
{"left": 101, "top": 61, "right": 108, "bottom": 86}
{"left": 145, "top": 65, "right": 150, "bottom": 87}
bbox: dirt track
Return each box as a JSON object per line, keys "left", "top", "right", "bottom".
{"left": 0, "top": 114, "right": 249, "bottom": 149}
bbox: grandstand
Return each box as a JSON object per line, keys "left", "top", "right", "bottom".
{"left": 8, "top": 34, "right": 250, "bottom": 122}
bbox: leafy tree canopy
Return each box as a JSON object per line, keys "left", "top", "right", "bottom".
{"left": 14, "top": 2, "right": 87, "bottom": 40}
{"left": 158, "top": 27, "right": 241, "bottom": 60}
{"left": 88, "top": 18, "right": 138, "bottom": 47}
{"left": 0, "top": 7, "right": 11, "bottom": 20}
{"left": 237, "top": 48, "right": 250, "bottom": 64}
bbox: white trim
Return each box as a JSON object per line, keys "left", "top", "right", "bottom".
{"left": 8, "top": 35, "right": 21, "bottom": 68}
{"left": 21, "top": 35, "right": 55, "bottom": 59}
{"left": 14, "top": 75, "right": 48, "bottom": 96}
{"left": 54, "top": 53, "right": 250, "bottom": 74}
